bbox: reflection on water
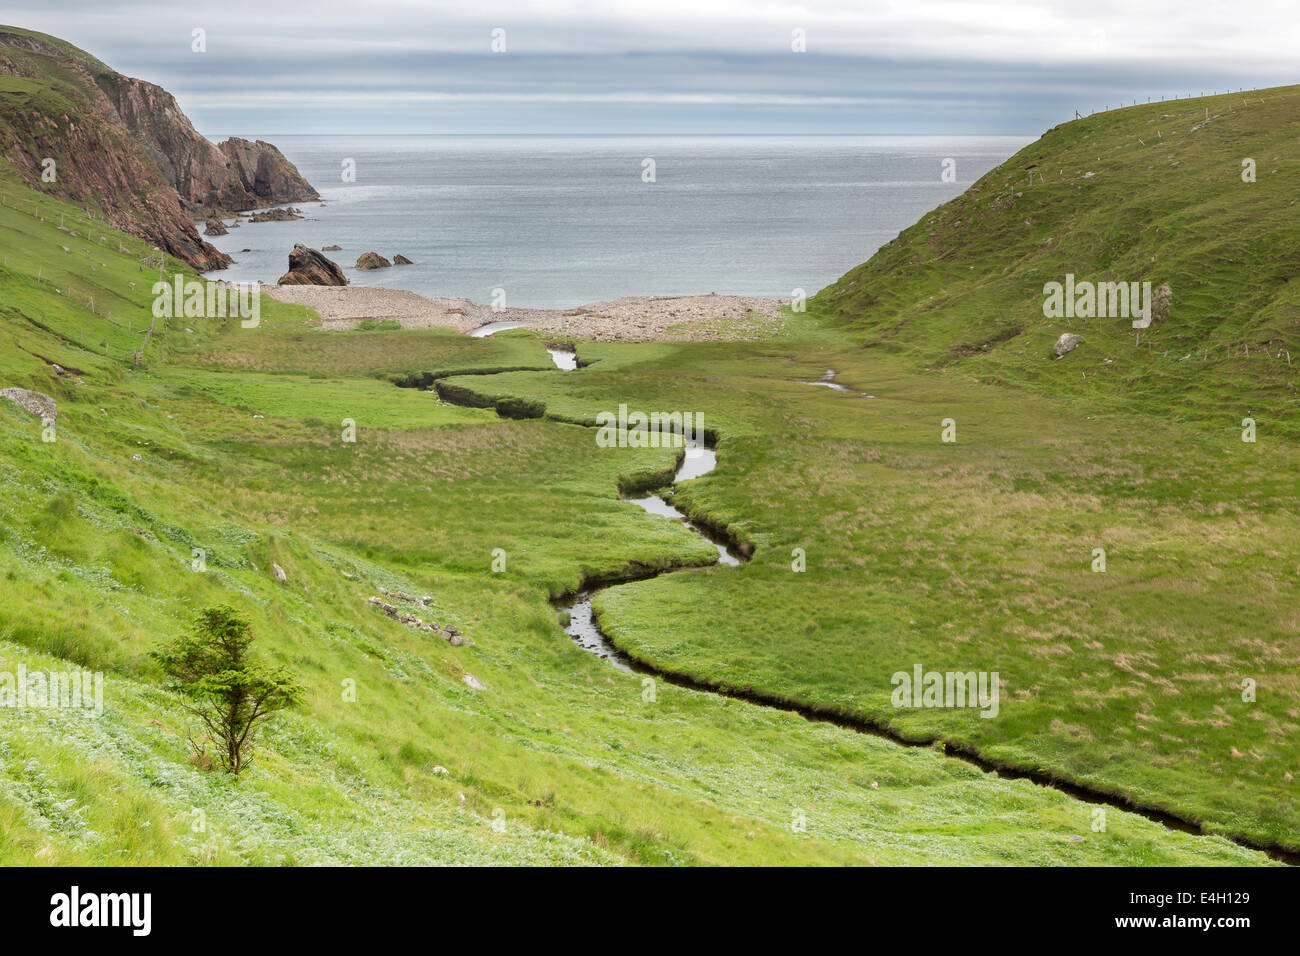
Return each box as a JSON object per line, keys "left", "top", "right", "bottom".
{"left": 470, "top": 320, "right": 532, "bottom": 337}
{"left": 547, "top": 348, "right": 578, "bottom": 370}
{"left": 674, "top": 443, "right": 715, "bottom": 481}
{"left": 627, "top": 493, "right": 741, "bottom": 567}
{"left": 563, "top": 593, "right": 634, "bottom": 672}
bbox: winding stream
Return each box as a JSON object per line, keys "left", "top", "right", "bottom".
{"left": 799, "top": 368, "right": 876, "bottom": 398}
{"left": 560, "top": 443, "right": 741, "bottom": 671}
{"left": 438, "top": 335, "right": 1293, "bottom": 863}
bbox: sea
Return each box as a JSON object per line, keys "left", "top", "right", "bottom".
{"left": 202, "top": 135, "right": 1029, "bottom": 309}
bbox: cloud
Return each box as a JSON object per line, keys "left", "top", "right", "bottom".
{"left": 4, "top": 0, "right": 1295, "bottom": 133}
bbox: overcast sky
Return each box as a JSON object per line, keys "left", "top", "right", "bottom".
{"left": 7, "top": 1, "right": 1297, "bottom": 135}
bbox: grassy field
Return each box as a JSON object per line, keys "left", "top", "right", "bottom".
{"left": 0, "top": 90, "right": 1294, "bottom": 865}
{"left": 426, "top": 88, "right": 1300, "bottom": 856}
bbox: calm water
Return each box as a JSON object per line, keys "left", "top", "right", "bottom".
{"left": 205, "top": 135, "right": 1027, "bottom": 308}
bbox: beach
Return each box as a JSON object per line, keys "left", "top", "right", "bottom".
{"left": 262, "top": 284, "right": 790, "bottom": 341}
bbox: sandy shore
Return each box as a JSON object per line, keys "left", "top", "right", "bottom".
{"left": 261, "top": 285, "right": 789, "bottom": 342}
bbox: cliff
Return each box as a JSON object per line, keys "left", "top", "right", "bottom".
{"left": 0, "top": 25, "right": 318, "bottom": 270}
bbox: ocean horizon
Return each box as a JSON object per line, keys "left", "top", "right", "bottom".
{"left": 203, "top": 134, "right": 1029, "bottom": 309}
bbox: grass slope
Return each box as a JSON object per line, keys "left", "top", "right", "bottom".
{"left": 1, "top": 170, "right": 1263, "bottom": 865}
{"left": 426, "top": 93, "right": 1300, "bottom": 855}
{"left": 813, "top": 86, "right": 1300, "bottom": 437}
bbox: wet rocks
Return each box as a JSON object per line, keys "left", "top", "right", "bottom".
{"left": 1053, "top": 332, "right": 1082, "bottom": 357}
{"left": 277, "top": 243, "right": 348, "bottom": 286}
{"left": 322, "top": 244, "right": 342, "bottom": 251}
{"left": 204, "top": 217, "right": 228, "bottom": 236}
{"left": 356, "top": 252, "right": 392, "bottom": 270}
{"left": 249, "top": 206, "right": 302, "bottom": 223}
{"left": 393, "top": 254, "right": 413, "bottom": 265}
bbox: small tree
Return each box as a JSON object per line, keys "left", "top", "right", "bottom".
{"left": 153, "top": 606, "right": 302, "bottom": 777}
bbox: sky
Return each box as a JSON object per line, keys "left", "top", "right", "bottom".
{"left": 5, "top": 0, "right": 1298, "bottom": 136}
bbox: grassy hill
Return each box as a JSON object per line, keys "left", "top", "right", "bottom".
{"left": 0, "top": 79, "right": 1294, "bottom": 864}
{"left": 814, "top": 87, "right": 1300, "bottom": 437}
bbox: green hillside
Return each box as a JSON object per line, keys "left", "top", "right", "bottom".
{"left": 0, "top": 72, "right": 1294, "bottom": 864}
{"left": 814, "top": 87, "right": 1300, "bottom": 436}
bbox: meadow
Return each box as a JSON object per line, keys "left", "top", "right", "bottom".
{"left": 0, "top": 91, "right": 1295, "bottom": 865}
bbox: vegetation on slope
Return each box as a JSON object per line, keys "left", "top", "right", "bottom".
{"left": 0, "top": 154, "right": 1278, "bottom": 864}
{"left": 814, "top": 86, "right": 1300, "bottom": 437}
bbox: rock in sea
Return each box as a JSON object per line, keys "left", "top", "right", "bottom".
{"left": 277, "top": 243, "right": 348, "bottom": 285}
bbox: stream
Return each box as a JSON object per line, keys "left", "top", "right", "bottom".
{"left": 441, "top": 334, "right": 1293, "bottom": 863}
{"left": 473, "top": 320, "right": 576, "bottom": 371}
{"left": 560, "top": 443, "right": 741, "bottom": 671}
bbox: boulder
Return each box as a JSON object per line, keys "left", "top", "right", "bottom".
{"left": 462, "top": 673, "right": 486, "bottom": 691}
{"left": 1053, "top": 332, "right": 1082, "bottom": 357}
{"left": 277, "top": 243, "right": 348, "bottom": 286}
{"left": 356, "top": 252, "right": 392, "bottom": 270}
{"left": 203, "top": 218, "right": 228, "bottom": 236}
{"left": 393, "top": 254, "right": 413, "bottom": 265}
{"left": 0, "top": 388, "right": 57, "bottom": 423}
{"left": 272, "top": 562, "right": 287, "bottom": 583}
{"left": 322, "top": 244, "right": 342, "bottom": 251}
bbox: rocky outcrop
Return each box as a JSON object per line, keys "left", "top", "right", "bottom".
{"left": 393, "top": 254, "right": 413, "bottom": 265}
{"left": 0, "top": 28, "right": 316, "bottom": 270}
{"left": 213, "top": 139, "right": 318, "bottom": 212}
{"left": 249, "top": 206, "right": 302, "bottom": 223}
{"left": 367, "top": 595, "right": 468, "bottom": 646}
{"left": 204, "top": 217, "right": 228, "bottom": 236}
{"left": 322, "top": 244, "right": 342, "bottom": 251}
{"left": 278, "top": 244, "right": 348, "bottom": 286}
{"left": 356, "top": 252, "right": 392, "bottom": 270}
{"left": 0, "top": 387, "right": 57, "bottom": 423}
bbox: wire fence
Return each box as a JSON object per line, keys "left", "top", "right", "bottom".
{"left": 1078, "top": 86, "right": 1273, "bottom": 118}
{"left": 0, "top": 189, "right": 179, "bottom": 365}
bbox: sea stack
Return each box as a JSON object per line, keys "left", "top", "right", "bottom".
{"left": 277, "top": 243, "right": 348, "bottom": 285}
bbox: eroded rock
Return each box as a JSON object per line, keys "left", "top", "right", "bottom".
{"left": 277, "top": 243, "right": 348, "bottom": 286}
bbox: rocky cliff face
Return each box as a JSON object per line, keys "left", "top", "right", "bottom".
{"left": 0, "top": 26, "right": 318, "bottom": 270}
{"left": 97, "top": 70, "right": 318, "bottom": 213}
